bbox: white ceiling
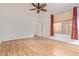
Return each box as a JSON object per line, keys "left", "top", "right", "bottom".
{"left": 0, "top": 3, "right": 79, "bottom": 15}
{"left": 46, "top": 3, "right": 79, "bottom": 14}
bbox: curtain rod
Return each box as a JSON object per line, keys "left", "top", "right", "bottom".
{"left": 54, "top": 6, "right": 79, "bottom": 15}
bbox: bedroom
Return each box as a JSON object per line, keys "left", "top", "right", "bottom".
{"left": 0, "top": 3, "right": 79, "bottom": 56}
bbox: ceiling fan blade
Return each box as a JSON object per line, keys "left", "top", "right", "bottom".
{"left": 30, "top": 8, "right": 37, "bottom": 11}
{"left": 40, "top": 4, "right": 47, "bottom": 8}
{"left": 40, "top": 9, "right": 47, "bottom": 12}
{"left": 32, "top": 3, "right": 38, "bottom": 8}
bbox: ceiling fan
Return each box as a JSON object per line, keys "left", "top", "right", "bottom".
{"left": 30, "top": 3, "right": 47, "bottom": 13}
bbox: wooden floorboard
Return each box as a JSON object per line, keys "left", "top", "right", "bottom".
{"left": 0, "top": 37, "right": 79, "bottom": 56}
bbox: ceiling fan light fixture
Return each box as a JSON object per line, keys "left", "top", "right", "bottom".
{"left": 30, "top": 3, "right": 47, "bottom": 13}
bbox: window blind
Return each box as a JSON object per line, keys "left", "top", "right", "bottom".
{"left": 54, "top": 9, "right": 73, "bottom": 23}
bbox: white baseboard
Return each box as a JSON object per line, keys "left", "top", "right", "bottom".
{"left": 48, "top": 34, "right": 79, "bottom": 45}
{"left": 1, "top": 34, "right": 79, "bottom": 45}
{"left": 0, "top": 35, "right": 33, "bottom": 42}
{"left": 38, "top": 33, "right": 79, "bottom": 45}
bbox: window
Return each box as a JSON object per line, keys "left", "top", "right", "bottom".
{"left": 54, "top": 21, "right": 72, "bottom": 34}
{"left": 54, "top": 22, "right": 62, "bottom": 33}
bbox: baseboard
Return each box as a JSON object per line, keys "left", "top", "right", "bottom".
{"left": 1, "top": 34, "right": 79, "bottom": 45}
{"left": 34, "top": 35, "right": 79, "bottom": 45}
{"left": 0, "top": 35, "right": 33, "bottom": 42}
{"left": 33, "top": 35, "right": 50, "bottom": 40}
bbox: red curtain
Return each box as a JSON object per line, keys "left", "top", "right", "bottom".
{"left": 50, "top": 15, "right": 54, "bottom": 36}
{"left": 71, "top": 7, "right": 78, "bottom": 39}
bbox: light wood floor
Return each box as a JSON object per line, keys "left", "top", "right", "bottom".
{"left": 0, "top": 37, "right": 79, "bottom": 56}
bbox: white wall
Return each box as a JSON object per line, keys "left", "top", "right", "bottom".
{"left": 0, "top": 4, "right": 37, "bottom": 41}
